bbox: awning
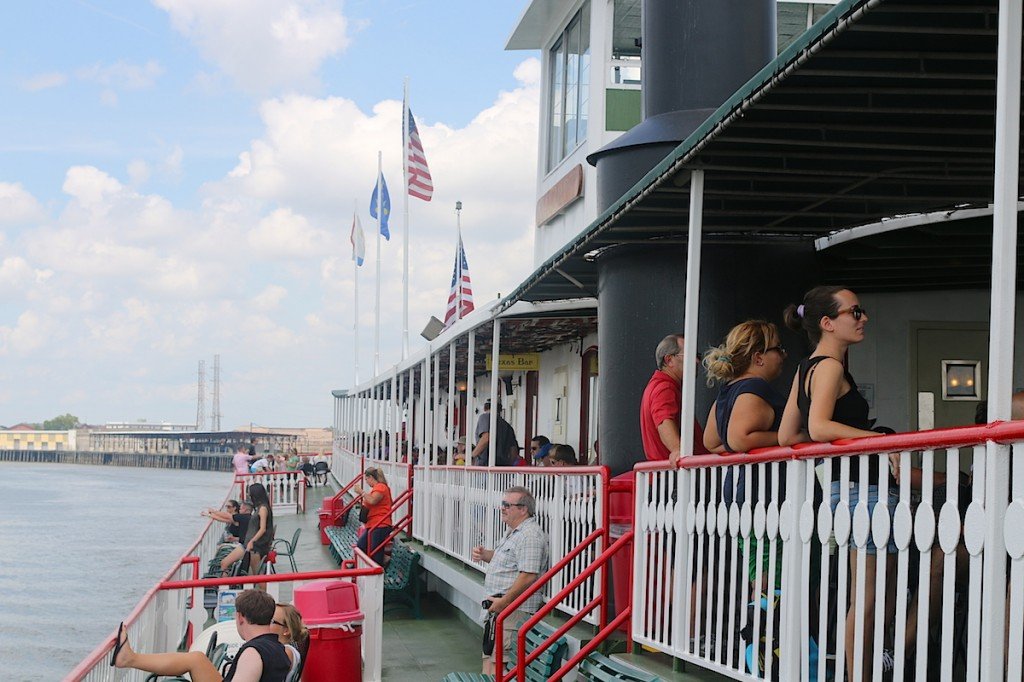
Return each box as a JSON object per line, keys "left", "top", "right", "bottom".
{"left": 503, "top": 0, "right": 1020, "bottom": 304}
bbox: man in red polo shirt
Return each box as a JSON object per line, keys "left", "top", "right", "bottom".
{"left": 640, "top": 333, "right": 709, "bottom": 465}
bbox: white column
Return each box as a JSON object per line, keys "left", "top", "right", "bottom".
{"left": 390, "top": 376, "right": 397, "bottom": 461}
{"left": 447, "top": 341, "right": 456, "bottom": 462}
{"left": 466, "top": 328, "right": 475, "bottom": 466}
{"left": 423, "top": 355, "right": 431, "bottom": 466}
{"left": 489, "top": 319, "right": 501, "bottom": 467}
{"left": 433, "top": 351, "right": 441, "bottom": 466}
{"left": 981, "top": 1, "right": 1021, "bottom": 676}
{"left": 680, "top": 170, "right": 705, "bottom": 458}
{"left": 396, "top": 370, "right": 404, "bottom": 463}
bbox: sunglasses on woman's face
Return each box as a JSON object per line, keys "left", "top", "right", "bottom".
{"left": 836, "top": 305, "right": 867, "bottom": 321}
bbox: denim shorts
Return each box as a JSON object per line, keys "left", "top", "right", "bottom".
{"left": 829, "top": 481, "right": 898, "bottom": 554}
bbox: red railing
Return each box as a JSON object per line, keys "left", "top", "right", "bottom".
{"left": 66, "top": 482, "right": 236, "bottom": 680}
{"left": 493, "top": 525, "right": 631, "bottom": 682}
{"left": 634, "top": 420, "right": 1024, "bottom": 475}
{"left": 367, "top": 488, "right": 414, "bottom": 559}
{"left": 159, "top": 563, "right": 383, "bottom": 590}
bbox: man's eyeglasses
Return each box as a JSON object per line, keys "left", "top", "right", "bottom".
{"left": 836, "top": 305, "right": 867, "bottom": 321}
{"left": 500, "top": 501, "right": 525, "bottom": 509}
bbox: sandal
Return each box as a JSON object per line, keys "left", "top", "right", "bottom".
{"left": 109, "top": 622, "right": 127, "bottom": 667}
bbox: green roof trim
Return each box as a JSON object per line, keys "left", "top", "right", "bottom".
{"left": 500, "top": 0, "right": 871, "bottom": 311}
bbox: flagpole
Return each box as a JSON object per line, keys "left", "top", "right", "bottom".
{"left": 353, "top": 200, "right": 360, "bottom": 386}
{"left": 374, "top": 150, "right": 382, "bottom": 376}
{"left": 455, "top": 201, "right": 462, "bottom": 320}
{"left": 401, "top": 77, "right": 411, "bottom": 360}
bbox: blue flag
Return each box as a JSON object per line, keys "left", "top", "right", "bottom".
{"left": 369, "top": 172, "right": 391, "bottom": 240}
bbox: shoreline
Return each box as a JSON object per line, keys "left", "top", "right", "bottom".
{"left": 0, "top": 449, "right": 232, "bottom": 471}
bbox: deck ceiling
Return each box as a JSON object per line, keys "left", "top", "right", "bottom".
{"left": 511, "top": 0, "right": 1024, "bottom": 302}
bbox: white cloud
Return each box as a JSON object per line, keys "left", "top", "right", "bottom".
{"left": 0, "top": 59, "right": 541, "bottom": 425}
{"left": 248, "top": 207, "right": 330, "bottom": 258}
{"left": 0, "top": 182, "right": 45, "bottom": 224}
{"left": 127, "top": 159, "right": 151, "bottom": 186}
{"left": 77, "top": 60, "right": 163, "bottom": 90}
{"left": 162, "top": 144, "right": 184, "bottom": 178}
{"left": 154, "top": 0, "right": 349, "bottom": 93}
{"left": 252, "top": 284, "right": 288, "bottom": 310}
{"left": 20, "top": 72, "right": 67, "bottom": 91}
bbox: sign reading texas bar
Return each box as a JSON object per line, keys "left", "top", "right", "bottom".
{"left": 485, "top": 353, "right": 541, "bottom": 371}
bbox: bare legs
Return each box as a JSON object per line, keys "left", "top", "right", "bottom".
{"left": 845, "top": 550, "right": 897, "bottom": 682}
{"left": 112, "top": 625, "right": 222, "bottom": 682}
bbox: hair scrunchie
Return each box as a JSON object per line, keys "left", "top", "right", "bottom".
{"left": 796, "top": 304, "right": 805, "bottom": 318}
{"left": 716, "top": 355, "right": 732, "bottom": 365}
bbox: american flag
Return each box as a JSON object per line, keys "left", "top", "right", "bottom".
{"left": 404, "top": 106, "right": 433, "bottom": 201}
{"left": 443, "top": 235, "right": 474, "bottom": 328}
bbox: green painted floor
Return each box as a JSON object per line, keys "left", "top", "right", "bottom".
{"left": 381, "top": 593, "right": 485, "bottom": 680}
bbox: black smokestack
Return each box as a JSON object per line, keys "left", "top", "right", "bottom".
{"left": 589, "top": 0, "right": 776, "bottom": 211}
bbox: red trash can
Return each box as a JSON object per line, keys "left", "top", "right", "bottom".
{"left": 608, "top": 471, "right": 635, "bottom": 632}
{"left": 293, "top": 580, "right": 363, "bottom": 681}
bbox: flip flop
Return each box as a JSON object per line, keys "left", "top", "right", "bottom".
{"left": 109, "top": 622, "right": 127, "bottom": 667}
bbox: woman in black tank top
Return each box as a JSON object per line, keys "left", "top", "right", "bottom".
{"left": 779, "top": 285, "right": 896, "bottom": 681}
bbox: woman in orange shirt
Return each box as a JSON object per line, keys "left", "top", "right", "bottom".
{"left": 354, "top": 467, "right": 393, "bottom": 565}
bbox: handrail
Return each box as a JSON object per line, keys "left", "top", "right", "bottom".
{"left": 634, "top": 420, "right": 1024, "bottom": 472}
{"left": 159, "top": 564, "right": 383, "bottom": 590}
{"left": 493, "top": 527, "right": 606, "bottom": 680}
{"left": 366, "top": 488, "right": 414, "bottom": 559}
{"left": 325, "top": 472, "right": 366, "bottom": 519}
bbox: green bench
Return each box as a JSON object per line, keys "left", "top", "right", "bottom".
{"left": 383, "top": 539, "right": 422, "bottom": 618}
{"left": 325, "top": 503, "right": 363, "bottom": 564}
{"left": 442, "top": 621, "right": 567, "bottom": 682}
{"left": 577, "top": 652, "right": 662, "bottom": 681}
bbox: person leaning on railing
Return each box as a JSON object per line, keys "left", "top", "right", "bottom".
{"left": 640, "top": 333, "right": 711, "bottom": 465}
{"left": 702, "top": 320, "right": 788, "bottom": 594}
{"left": 778, "top": 285, "right": 897, "bottom": 681}
{"left": 472, "top": 486, "right": 549, "bottom": 675}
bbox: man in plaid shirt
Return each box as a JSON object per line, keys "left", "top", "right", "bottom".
{"left": 472, "top": 485, "right": 549, "bottom": 674}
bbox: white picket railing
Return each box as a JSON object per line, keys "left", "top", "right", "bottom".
{"left": 632, "top": 424, "right": 1024, "bottom": 682}
{"left": 235, "top": 471, "right": 305, "bottom": 515}
{"left": 412, "top": 465, "right": 608, "bottom": 624}
{"left": 371, "top": 460, "right": 412, "bottom": 507}
{"left": 333, "top": 447, "right": 363, "bottom": 489}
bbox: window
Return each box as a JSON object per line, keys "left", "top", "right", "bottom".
{"left": 609, "top": 0, "right": 641, "bottom": 85}
{"left": 547, "top": 3, "right": 591, "bottom": 171}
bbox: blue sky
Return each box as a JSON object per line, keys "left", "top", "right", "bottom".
{"left": 0, "top": 0, "right": 542, "bottom": 428}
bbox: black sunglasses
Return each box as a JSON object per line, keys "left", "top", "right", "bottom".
{"left": 836, "top": 305, "right": 867, "bottom": 321}
{"left": 764, "top": 345, "right": 787, "bottom": 356}
{"left": 500, "top": 501, "right": 525, "bottom": 509}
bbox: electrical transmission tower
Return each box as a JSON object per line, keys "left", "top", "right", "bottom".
{"left": 211, "top": 354, "right": 222, "bottom": 431}
{"left": 196, "top": 360, "right": 206, "bottom": 430}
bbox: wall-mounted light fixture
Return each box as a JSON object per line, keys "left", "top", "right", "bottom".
{"left": 456, "top": 380, "right": 467, "bottom": 392}
{"left": 941, "top": 360, "right": 982, "bottom": 401}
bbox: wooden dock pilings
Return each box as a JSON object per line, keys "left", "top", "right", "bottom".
{"left": 0, "top": 449, "right": 233, "bottom": 471}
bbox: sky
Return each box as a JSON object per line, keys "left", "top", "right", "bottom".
{"left": 0, "top": 0, "right": 543, "bottom": 429}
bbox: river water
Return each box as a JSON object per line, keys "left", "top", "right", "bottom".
{"left": 0, "top": 462, "right": 231, "bottom": 680}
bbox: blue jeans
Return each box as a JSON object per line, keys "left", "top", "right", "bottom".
{"left": 357, "top": 526, "right": 392, "bottom": 566}
{"left": 829, "top": 482, "right": 898, "bottom": 554}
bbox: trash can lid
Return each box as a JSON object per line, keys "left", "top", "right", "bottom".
{"left": 293, "top": 580, "right": 361, "bottom": 625}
